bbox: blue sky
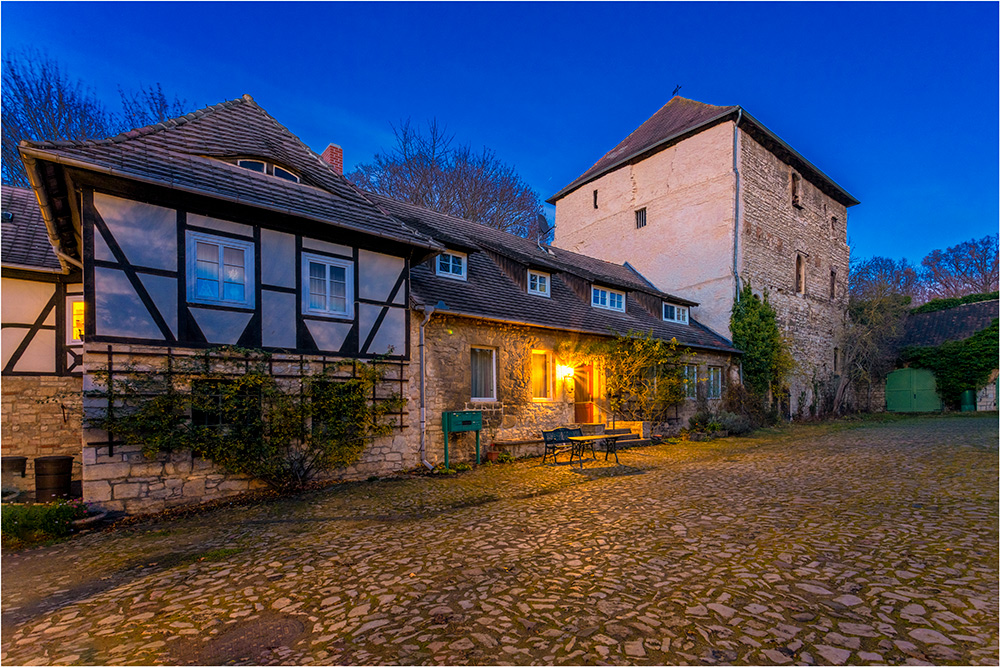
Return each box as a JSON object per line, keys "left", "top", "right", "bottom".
{"left": 2, "top": 2, "right": 997, "bottom": 264}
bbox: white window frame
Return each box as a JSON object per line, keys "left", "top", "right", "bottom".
{"left": 683, "top": 364, "right": 698, "bottom": 400}
{"left": 66, "top": 295, "right": 84, "bottom": 346}
{"left": 436, "top": 251, "right": 467, "bottom": 281}
{"left": 592, "top": 286, "right": 625, "bottom": 312}
{"left": 531, "top": 350, "right": 555, "bottom": 401}
{"left": 237, "top": 159, "right": 267, "bottom": 173}
{"left": 527, "top": 270, "right": 550, "bottom": 297}
{"left": 707, "top": 366, "right": 723, "bottom": 399}
{"left": 662, "top": 302, "right": 689, "bottom": 324}
{"left": 471, "top": 346, "right": 497, "bottom": 402}
{"left": 273, "top": 165, "right": 300, "bottom": 183}
{"left": 302, "top": 252, "right": 354, "bottom": 319}
{"left": 186, "top": 231, "right": 255, "bottom": 308}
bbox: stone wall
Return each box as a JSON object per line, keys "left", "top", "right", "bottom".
{"left": 420, "top": 313, "right": 737, "bottom": 462}
{"left": 80, "top": 343, "right": 419, "bottom": 514}
{"left": 1, "top": 375, "right": 83, "bottom": 492}
{"left": 738, "top": 131, "right": 851, "bottom": 415}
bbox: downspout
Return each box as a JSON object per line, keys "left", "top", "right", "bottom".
{"left": 732, "top": 107, "right": 743, "bottom": 301}
{"left": 417, "top": 305, "right": 436, "bottom": 469}
{"left": 732, "top": 108, "right": 745, "bottom": 387}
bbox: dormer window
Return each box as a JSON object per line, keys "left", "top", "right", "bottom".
{"left": 528, "top": 270, "right": 550, "bottom": 297}
{"left": 274, "top": 166, "right": 300, "bottom": 183}
{"left": 235, "top": 159, "right": 300, "bottom": 183}
{"left": 592, "top": 286, "right": 625, "bottom": 312}
{"left": 237, "top": 159, "right": 266, "bottom": 173}
{"left": 436, "top": 251, "right": 467, "bottom": 280}
{"left": 662, "top": 303, "right": 689, "bottom": 324}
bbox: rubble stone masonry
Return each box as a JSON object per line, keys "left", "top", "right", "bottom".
{"left": 738, "top": 131, "right": 850, "bottom": 414}
{"left": 1, "top": 375, "right": 83, "bottom": 491}
{"left": 81, "top": 343, "right": 419, "bottom": 514}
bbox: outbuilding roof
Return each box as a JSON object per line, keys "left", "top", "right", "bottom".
{"left": 372, "top": 194, "right": 738, "bottom": 354}
{"left": 1, "top": 185, "right": 62, "bottom": 272}
{"left": 548, "top": 96, "right": 859, "bottom": 208}
{"left": 18, "top": 95, "right": 441, "bottom": 254}
{"left": 901, "top": 300, "right": 999, "bottom": 348}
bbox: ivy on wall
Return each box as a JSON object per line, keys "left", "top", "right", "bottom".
{"left": 730, "top": 283, "right": 793, "bottom": 399}
{"left": 901, "top": 318, "right": 999, "bottom": 408}
{"left": 910, "top": 291, "right": 998, "bottom": 315}
{"left": 86, "top": 348, "right": 405, "bottom": 490}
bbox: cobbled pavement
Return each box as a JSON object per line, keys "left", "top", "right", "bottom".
{"left": 2, "top": 415, "right": 997, "bottom": 665}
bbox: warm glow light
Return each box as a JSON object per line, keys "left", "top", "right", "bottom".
{"left": 556, "top": 364, "right": 575, "bottom": 380}
{"left": 71, "top": 301, "right": 85, "bottom": 341}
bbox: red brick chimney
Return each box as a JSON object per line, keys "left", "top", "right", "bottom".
{"left": 320, "top": 144, "right": 343, "bottom": 175}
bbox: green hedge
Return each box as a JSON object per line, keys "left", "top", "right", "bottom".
{"left": 910, "top": 291, "right": 998, "bottom": 315}
{"left": 902, "top": 318, "right": 999, "bottom": 408}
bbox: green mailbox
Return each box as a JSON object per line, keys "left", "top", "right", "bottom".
{"left": 441, "top": 410, "right": 483, "bottom": 468}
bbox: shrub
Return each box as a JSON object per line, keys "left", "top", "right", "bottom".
{"left": 716, "top": 410, "right": 754, "bottom": 436}
{"left": 688, "top": 410, "right": 713, "bottom": 431}
{"left": 496, "top": 452, "right": 514, "bottom": 464}
{"left": 2, "top": 499, "right": 89, "bottom": 547}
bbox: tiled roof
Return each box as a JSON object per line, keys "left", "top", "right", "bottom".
{"left": 370, "top": 193, "right": 695, "bottom": 305}
{"left": 19, "top": 95, "right": 440, "bottom": 252}
{"left": 548, "top": 96, "right": 859, "bottom": 207}
{"left": 372, "top": 194, "right": 737, "bottom": 353}
{"left": 1, "top": 185, "right": 62, "bottom": 271}
{"left": 901, "top": 300, "right": 999, "bottom": 348}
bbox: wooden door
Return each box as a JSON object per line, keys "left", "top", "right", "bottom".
{"left": 573, "top": 364, "right": 594, "bottom": 423}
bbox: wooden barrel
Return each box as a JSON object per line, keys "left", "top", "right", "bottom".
{"left": 34, "top": 456, "right": 73, "bottom": 503}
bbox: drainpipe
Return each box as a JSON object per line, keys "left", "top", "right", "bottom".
{"left": 732, "top": 107, "right": 743, "bottom": 302}
{"left": 417, "top": 305, "right": 436, "bottom": 469}
{"left": 732, "top": 109, "right": 746, "bottom": 388}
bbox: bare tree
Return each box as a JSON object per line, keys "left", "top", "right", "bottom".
{"left": 3, "top": 50, "right": 192, "bottom": 187}
{"left": 350, "top": 119, "right": 544, "bottom": 237}
{"left": 921, "top": 234, "right": 999, "bottom": 299}
{"left": 834, "top": 256, "right": 915, "bottom": 412}
{"left": 2, "top": 50, "right": 116, "bottom": 186}
{"left": 848, "top": 255, "right": 924, "bottom": 303}
{"left": 119, "top": 83, "right": 189, "bottom": 131}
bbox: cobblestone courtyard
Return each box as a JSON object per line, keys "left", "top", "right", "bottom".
{"left": 2, "top": 415, "right": 997, "bottom": 665}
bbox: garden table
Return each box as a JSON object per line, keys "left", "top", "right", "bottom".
{"left": 567, "top": 433, "right": 627, "bottom": 466}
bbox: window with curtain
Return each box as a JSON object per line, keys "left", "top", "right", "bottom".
{"left": 684, "top": 364, "right": 698, "bottom": 399}
{"left": 707, "top": 366, "right": 723, "bottom": 399}
{"left": 302, "top": 252, "right": 353, "bottom": 318}
{"left": 471, "top": 347, "right": 496, "bottom": 400}
{"left": 531, "top": 350, "right": 552, "bottom": 399}
{"left": 186, "top": 231, "right": 255, "bottom": 308}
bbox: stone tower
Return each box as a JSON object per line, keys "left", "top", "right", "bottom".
{"left": 549, "top": 97, "right": 859, "bottom": 415}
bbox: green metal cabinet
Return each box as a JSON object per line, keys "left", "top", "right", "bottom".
{"left": 886, "top": 368, "right": 943, "bottom": 412}
{"left": 441, "top": 410, "right": 482, "bottom": 468}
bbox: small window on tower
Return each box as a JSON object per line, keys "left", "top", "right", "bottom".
{"left": 796, "top": 255, "right": 806, "bottom": 294}
{"left": 593, "top": 189, "right": 599, "bottom": 209}
{"left": 635, "top": 208, "right": 647, "bottom": 229}
{"left": 791, "top": 172, "right": 802, "bottom": 209}
{"left": 831, "top": 215, "right": 838, "bottom": 234}
{"left": 830, "top": 269, "right": 837, "bottom": 299}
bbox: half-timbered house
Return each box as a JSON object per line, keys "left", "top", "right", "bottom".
{"left": 18, "top": 95, "right": 442, "bottom": 512}
{"left": 2, "top": 185, "right": 85, "bottom": 492}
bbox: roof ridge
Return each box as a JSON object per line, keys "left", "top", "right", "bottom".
{"left": 20, "top": 96, "right": 251, "bottom": 150}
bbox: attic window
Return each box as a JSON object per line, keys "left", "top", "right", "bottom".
{"left": 592, "top": 286, "right": 625, "bottom": 312}
{"left": 635, "top": 208, "right": 647, "bottom": 229}
{"left": 274, "top": 166, "right": 300, "bottom": 183}
{"left": 436, "top": 251, "right": 467, "bottom": 280}
{"left": 235, "top": 159, "right": 300, "bottom": 183}
{"left": 527, "top": 270, "right": 550, "bottom": 297}
{"left": 662, "top": 303, "right": 689, "bottom": 324}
